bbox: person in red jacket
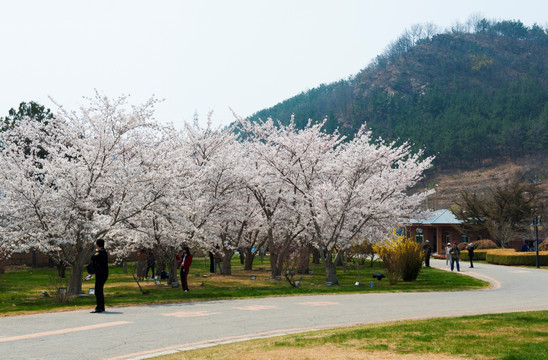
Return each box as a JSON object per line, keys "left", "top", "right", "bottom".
{"left": 176, "top": 246, "right": 192, "bottom": 292}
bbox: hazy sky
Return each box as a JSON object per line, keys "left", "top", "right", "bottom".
{"left": 1, "top": 0, "right": 547, "bottom": 129}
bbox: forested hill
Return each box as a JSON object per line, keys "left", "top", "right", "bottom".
{"left": 249, "top": 19, "right": 548, "bottom": 170}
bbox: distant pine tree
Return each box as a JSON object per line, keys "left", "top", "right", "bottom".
{"left": 249, "top": 19, "right": 548, "bottom": 170}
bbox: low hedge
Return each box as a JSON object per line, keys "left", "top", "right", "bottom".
{"left": 444, "top": 248, "right": 548, "bottom": 265}
{"left": 485, "top": 249, "right": 548, "bottom": 266}
{"left": 460, "top": 250, "right": 488, "bottom": 261}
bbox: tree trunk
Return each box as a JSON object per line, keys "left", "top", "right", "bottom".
{"left": 156, "top": 257, "right": 166, "bottom": 274}
{"left": 66, "top": 242, "right": 95, "bottom": 295}
{"left": 156, "top": 245, "right": 176, "bottom": 284}
{"left": 168, "top": 258, "right": 178, "bottom": 286}
{"left": 321, "top": 248, "right": 339, "bottom": 285}
{"left": 312, "top": 248, "right": 320, "bottom": 264}
{"left": 270, "top": 245, "right": 287, "bottom": 278}
{"left": 239, "top": 248, "right": 245, "bottom": 265}
{"left": 221, "top": 249, "right": 234, "bottom": 275}
{"left": 68, "top": 262, "right": 84, "bottom": 295}
{"left": 244, "top": 247, "right": 255, "bottom": 271}
{"left": 32, "top": 250, "right": 38, "bottom": 268}
{"left": 273, "top": 245, "right": 292, "bottom": 277}
{"left": 324, "top": 261, "right": 339, "bottom": 285}
{"left": 267, "top": 228, "right": 279, "bottom": 275}
{"left": 297, "top": 245, "right": 310, "bottom": 274}
{"left": 123, "top": 259, "right": 128, "bottom": 274}
{"left": 335, "top": 250, "right": 344, "bottom": 267}
{"left": 269, "top": 250, "right": 280, "bottom": 276}
{"left": 57, "top": 263, "right": 66, "bottom": 278}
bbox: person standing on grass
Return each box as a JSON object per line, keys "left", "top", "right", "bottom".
{"left": 91, "top": 238, "right": 108, "bottom": 313}
{"left": 208, "top": 249, "right": 215, "bottom": 273}
{"left": 146, "top": 250, "right": 156, "bottom": 279}
{"left": 176, "top": 246, "right": 192, "bottom": 292}
{"left": 213, "top": 244, "right": 223, "bottom": 274}
{"left": 467, "top": 243, "right": 475, "bottom": 268}
{"left": 136, "top": 249, "right": 147, "bottom": 281}
{"left": 449, "top": 242, "right": 460, "bottom": 272}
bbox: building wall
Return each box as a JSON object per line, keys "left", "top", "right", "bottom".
{"left": 407, "top": 224, "right": 488, "bottom": 256}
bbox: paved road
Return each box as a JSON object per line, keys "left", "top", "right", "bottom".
{"left": 1, "top": 259, "right": 547, "bottom": 360}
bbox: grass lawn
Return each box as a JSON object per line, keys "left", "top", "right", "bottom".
{"left": 0, "top": 256, "right": 488, "bottom": 316}
{"left": 151, "top": 311, "right": 548, "bottom": 360}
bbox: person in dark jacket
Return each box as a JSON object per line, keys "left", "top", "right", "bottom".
{"left": 176, "top": 246, "right": 193, "bottom": 292}
{"left": 208, "top": 249, "right": 215, "bottom": 273}
{"left": 146, "top": 250, "right": 156, "bottom": 279}
{"left": 91, "top": 238, "right": 108, "bottom": 313}
{"left": 449, "top": 243, "right": 460, "bottom": 272}
{"left": 467, "top": 242, "right": 475, "bottom": 268}
{"left": 422, "top": 240, "right": 432, "bottom": 267}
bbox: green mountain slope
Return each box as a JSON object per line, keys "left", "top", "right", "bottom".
{"left": 250, "top": 20, "right": 548, "bottom": 171}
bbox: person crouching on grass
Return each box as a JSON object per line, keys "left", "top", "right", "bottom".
{"left": 176, "top": 246, "right": 192, "bottom": 292}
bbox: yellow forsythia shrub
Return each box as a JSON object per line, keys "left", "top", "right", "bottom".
{"left": 373, "top": 230, "right": 423, "bottom": 284}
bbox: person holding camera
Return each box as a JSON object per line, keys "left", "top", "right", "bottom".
{"left": 467, "top": 242, "right": 475, "bottom": 268}
{"left": 90, "top": 239, "right": 108, "bottom": 313}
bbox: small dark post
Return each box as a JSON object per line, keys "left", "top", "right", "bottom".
{"left": 530, "top": 216, "right": 544, "bottom": 269}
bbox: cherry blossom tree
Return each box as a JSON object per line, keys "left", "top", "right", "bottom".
{"left": 0, "top": 93, "right": 169, "bottom": 294}
{"left": 106, "top": 124, "right": 195, "bottom": 284}
{"left": 125, "top": 115, "right": 247, "bottom": 282}
{"left": 237, "top": 117, "right": 434, "bottom": 284}
{"left": 305, "top": 125, "right": 434, "bottom": 284}
{"left": 178, "top": 117, "right": 246, "bottom": 273}
{"left": 234, "top": 122, "right": 311, "bottom": 277}
{"left": 1, "top": 94, "right": 435, "bottom": 292}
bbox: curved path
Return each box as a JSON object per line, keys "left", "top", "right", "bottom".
{"left": 1, "top": 259, "right": 547, "bottom": 360}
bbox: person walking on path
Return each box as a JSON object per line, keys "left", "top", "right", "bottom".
{"left": 467, "top": 243, "right": 475, "bottom": 268}
{"left": 91, "top": 239, "right": 108, "bottom": 313}
{"left": 445, "top": 242, "right": 451, "bottom": 266}
{"left": 449, "top": 243, "right": 460, "bottom": 272}
{"left": 176, "top": 246, "right": 193, "bottom": 292}
{"left": 423, "top": 240, "right": 432, "bottom": 267}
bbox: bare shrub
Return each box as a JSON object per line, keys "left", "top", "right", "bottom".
{"left": 474, "top": 239, "right": 498, "bottom": 249}
{"left": 48, "top": 274, "right": 71, "bottom": 304}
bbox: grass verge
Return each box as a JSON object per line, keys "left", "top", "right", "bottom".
{"left": 152, "top": 311, "right": 548, "bottom": 360}
{"left": 0, "top": 257, "right": 488, "bottom": 316}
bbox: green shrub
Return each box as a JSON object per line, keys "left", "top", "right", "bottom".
{"left": 460, "top": 250, "right": 488, "bottom": 261}
{"left": 486, "top": 249, "right": 548, "bottom": 265}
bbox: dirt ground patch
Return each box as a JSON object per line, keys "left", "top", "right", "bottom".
{"left": 421, "top": 156, "right": 548, "bottom": 209}
{"left": 177, "top": 343, "right": 466, "bottom": 360}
